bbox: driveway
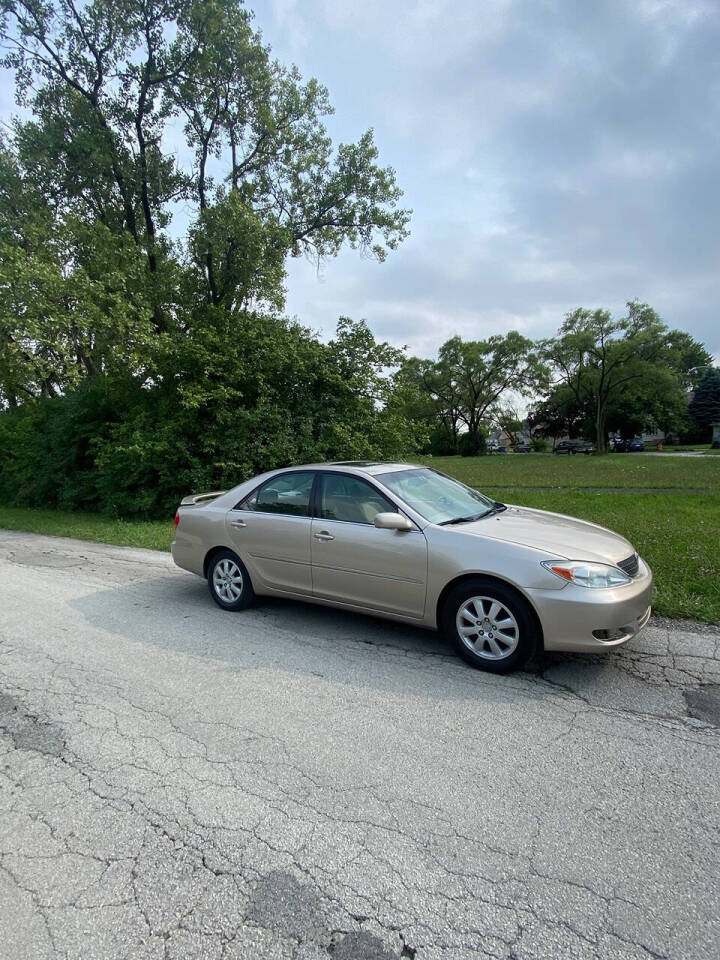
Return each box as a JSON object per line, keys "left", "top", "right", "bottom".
{"left": 1, "top": 530, "right": 718, "bottom": 960}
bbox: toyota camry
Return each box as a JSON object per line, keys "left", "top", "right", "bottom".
{"left": 171, "top": 462, "right": 653, "bottom": 673}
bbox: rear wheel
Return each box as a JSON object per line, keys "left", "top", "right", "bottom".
{"left": 441, "top": 578, "right": 538, "bottom": 674}
{"left": 207, "top": 549, "right": 255, "bottom": 611}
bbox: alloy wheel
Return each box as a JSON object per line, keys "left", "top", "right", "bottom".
{"left": 456, "top": 595, "right": 520, "bottom": 660}
{"left": 212, "top": 558, "right": 244, "bottom": 603}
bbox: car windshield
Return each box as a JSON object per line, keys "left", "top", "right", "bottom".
{"left": 375, "top": 467, "right": 497, "bottom": 524}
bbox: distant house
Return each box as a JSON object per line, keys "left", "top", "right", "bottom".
{"left": 492, "top": 428, "right": 532, "bottom": 448}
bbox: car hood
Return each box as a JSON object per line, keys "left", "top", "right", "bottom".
{"left": 452, "top": 505, "right": 635, "bottom": 564}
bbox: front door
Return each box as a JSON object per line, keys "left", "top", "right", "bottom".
{"left": 311, "top": 472, "right": 428, "bottom": 617}
{"left": 226, "top": 470, "right": 316, "bottom": 595}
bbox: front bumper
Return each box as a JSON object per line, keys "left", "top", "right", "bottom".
{"left": 527, "top": 562, "right": 654, "bottom": 653}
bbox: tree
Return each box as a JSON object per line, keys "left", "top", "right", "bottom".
{"left": 689, "top": 368, "right": 720, "bottom": 439}
{"left": 603, "top": 365, "right": 692, "bottom": 441}
{"left": 399, "top": 332, "right": 546, "bottom": 454}
{"left": 662, "top": 331, "right": 715, "bottom": 390}
{"left": 527, "top": 387, "right": 590, "bottom": 444}
{"left": 393, "top": 355, "right": 464, "bottom": 453}
{"left": 0, "top": 1, "right": 418, "bottom": 514}
{"left": 0, "top": 0, "right": 410, "bottom": 403}
{"left": 490, "top": 405, "right": 524, "bottom": 447}
{"left": 0, "top": 166, "right": 155, "bottom": 403}
{"left": 539, "top": 302, "right": 710, "bottom": 452}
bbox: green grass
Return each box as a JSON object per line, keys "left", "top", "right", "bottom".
{"left": 0, "top": 506, "right": 173, "bottom": 552}
{"left": 417, "top": 451, "right": 720, "bottom": 491}
{"left": 657, "top": 444, "right": 719, "bottom": 454}
{"left": 0, "top": 453, "right": 718, "bottom": 623}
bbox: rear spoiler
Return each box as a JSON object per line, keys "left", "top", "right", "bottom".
{"left": 180, "top": 491, "right": 227, "bottom": 506}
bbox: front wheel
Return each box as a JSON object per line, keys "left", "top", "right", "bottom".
{"left": 208, "top": 549, "right": 255, "bottom": 611}
{"left": 441, "top": 579, "right": 539, "bottom": 674}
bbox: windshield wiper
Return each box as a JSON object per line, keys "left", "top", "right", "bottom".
{"left": 439, "top": 512, "right": 491, "bottom": 525}
{"left": 438, "top": 502, "right": 507, "bottom": 525}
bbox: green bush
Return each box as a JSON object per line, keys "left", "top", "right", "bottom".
{"left": 458, "top": 430, "right": 487, "bottom": 457}
{"left": 531, "top": 437, "right": 549, "bottom": 452}
{"left": 427, "top": 426, "right": 458, "bottom": 456}
{"left": 0, "top": 316, "right": 423, "bottom": 518}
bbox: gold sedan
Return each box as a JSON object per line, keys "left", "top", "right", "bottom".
{"left": 172, "top": 462, "right": 653, "bottom": 673}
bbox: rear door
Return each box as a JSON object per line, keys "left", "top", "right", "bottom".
{"left": 226, "top": 470, "right": 316, "bottom": 595}
{"left": 310, "top": 472, "right": 428, "bottom": 618}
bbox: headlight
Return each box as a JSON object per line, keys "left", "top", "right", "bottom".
{"left": 541, "top": 560, "right": 631, "bottom": 589}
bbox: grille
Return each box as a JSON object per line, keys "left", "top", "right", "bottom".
{"left": 617, "top": 553, "right": 640, "bottom": 578}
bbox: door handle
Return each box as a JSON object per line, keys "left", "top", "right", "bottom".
{"left": 314, "top": 531, "right": 334, "bottom": 542}
{"left": 230, "top": 519, "right": 247, "bottom": 528}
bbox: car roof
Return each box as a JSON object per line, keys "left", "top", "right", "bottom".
{"left": 284, "top": 461, "right": 421, "bottom": 476}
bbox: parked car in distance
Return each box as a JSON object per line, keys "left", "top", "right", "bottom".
{"left": 512, "top": 441, "right": 531, "bottom": 453}
{"left": 172, "top": 462, "right": 653, "bottom": 674}
{"left": 486, "top": 439, "right": 506, "bottom": 454}
{"left": 553, "top": 439, "right": 593, "bottom": 456}
{"left": 611, "top": 437, "right": 646, "bottom": 453}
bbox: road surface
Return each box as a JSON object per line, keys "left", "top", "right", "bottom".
{"left": 1, "top": 530, "right": 719, "bottom": 960}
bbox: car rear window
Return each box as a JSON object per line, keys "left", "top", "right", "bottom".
{"left": 240, "top": 472, "right": 315, "bottom": 516}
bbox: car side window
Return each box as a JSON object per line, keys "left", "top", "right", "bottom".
{"left": 319, "top": 473, "right": 395, "bottom": 525}
{"left": 241, "top": 472, "right": 315, "bottom": 517}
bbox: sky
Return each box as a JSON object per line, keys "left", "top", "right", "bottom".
{"left": 1, "top": 0, "right": 718, "bottom": 362}
{"left": 246, "top": 0, "right": 720, "bottom": 360}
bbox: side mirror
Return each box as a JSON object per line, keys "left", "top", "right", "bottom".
{"left": 374, "top": 512, "right": 413, "bottom": 531}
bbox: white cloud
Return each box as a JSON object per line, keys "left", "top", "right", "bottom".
{"left": 265, "top": 0, "right": 311, "bottom": 56}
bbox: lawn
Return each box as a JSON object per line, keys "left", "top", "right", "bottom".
{"left": 0, "top": 507, "right": 173, "bottom": 552}
{"left": 656, "top": 444, "right": 719, "bottom": 454}
{"left": 0, "top": 453, "right": 718, "bottom": 623}
{"left": 419, "top": 451, "right": 720, "bottom": 491}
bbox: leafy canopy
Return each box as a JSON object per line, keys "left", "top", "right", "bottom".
{"left": 538, "top": 302, "right": 711, "bottom": 450}
{"left": 0, "top": 1, "right": 416, "bottom": 513}
{"left": 689, "top": 368, "right": 720, "bottom": 434}
{"left": 0, "top": 0, "right": 410, "bottom": 404}
{"left": 397, "top": 332, "right": 546, "bottom": 455}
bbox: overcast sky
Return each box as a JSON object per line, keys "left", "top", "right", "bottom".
{"left": 247, "top": 0, "right": 719, "bottom": 359}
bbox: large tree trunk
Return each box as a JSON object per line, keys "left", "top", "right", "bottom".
{"left": 595, "top": 403, "right": 607, "bottom": 453}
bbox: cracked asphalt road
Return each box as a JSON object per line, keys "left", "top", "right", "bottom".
{"left": 1, "top": 530, "right": 719, "bottom": 960}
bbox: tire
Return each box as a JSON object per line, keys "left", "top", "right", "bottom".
{"left": 571, "top": 448, "right": 577, "bottom": 455}
{"left": 207, "top": 549, "right": 255, "bottom": 611}
{"left": 440, "top": 578, "right": 539, "bottom": 674}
